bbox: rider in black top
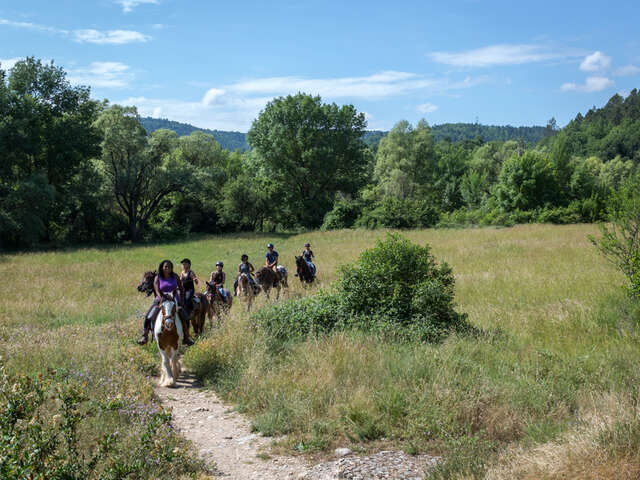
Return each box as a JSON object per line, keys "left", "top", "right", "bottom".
{"left": 180, "top": 258, "right": 199, "bottom": 313}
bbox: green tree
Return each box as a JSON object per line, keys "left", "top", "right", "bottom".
{"left": 247, "top": 93, "right": 368, "bottom": 228}
{"left": 496, "top": 151, "right": 558, "bottom": 211}
{"left": 0, "top": 58, "right": 102, "bottom": 246}
{"left": 94, "top": 106, "right": 193, "bottom": 242}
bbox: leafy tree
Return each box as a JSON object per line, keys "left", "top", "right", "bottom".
{"left": 373, "top": 120, "right": 437, "bottom": 200}
{"left": 247, "top": 93, "right": 368, "bottom": 228}
{"left": 590, "top": 174, "right": 640, "bottom": 296}
{"left": 0, "top": 58, "right": 102, "bottom": 246}
{"left": 94, "top": 106, "right": 194, "bottom": 242}
{"left": 496, "top": 151, "right": 558, "bottom": 211}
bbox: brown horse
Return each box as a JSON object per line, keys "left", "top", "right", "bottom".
{"left": 205, "top": 281, "right": 230, "bottom": 324}
{"left": 255, "top": 266, "right": 288, "bottom": 299}
{"left": 235, "top": 273, "right": 254, "bottom": 312}
{"left": 190, "top": 292, "right": 209, "bottom": 336}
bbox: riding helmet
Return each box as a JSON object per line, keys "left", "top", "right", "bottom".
{"left": 304, "top": 243, "right": 310, "bottom": 247}
{"left": 216, "top": 261, "right": 224, "bottom": 267}
{"left": 266, "top": 243, "right": 274, "bottom": 248}
{"left": 180, "top": 258, "right": 191, "bottom": 265}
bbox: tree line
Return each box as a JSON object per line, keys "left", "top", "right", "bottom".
{"left": 1, "top": 57, "right": 639, "bottom": 248}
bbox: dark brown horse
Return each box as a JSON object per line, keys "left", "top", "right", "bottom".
{"left": 137, "top": 271, "right": 156, "bottom": 296}
{"left": 295, "top": 256, "right": 315, "bottom": 284}
{"left": 190, "top": 292, "right": 209, "bottom": 336}
{"left": 205, "top": 281, "right": 230, "bottom": 324}
{"left": 255, "top": 266, "right": 288, "bottom": 299}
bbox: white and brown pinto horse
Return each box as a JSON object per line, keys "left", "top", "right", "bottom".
{"left": 154, "top": 293, "right": 183, "bottom": 387}
{"left": 235, "top": 273, "right": 254, "bottom": 312}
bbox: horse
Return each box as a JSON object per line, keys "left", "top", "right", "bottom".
{"left": 235, "top": 273, "right": 255, "bottom": 312}
{"left": 255, "top": 266, "right": 288, "bottom": 299}
{"left": 137, "top": 270, "right": 156, "bottom": 296}
{"left": 190, "top": 292, "right": 209, "bottom": 336}
{"left": 205, "top": 281, "right": 230, "bottom": 324}
{"left": 154, "top": 293, "right": 183, "bottom": 388}
{"left": 295, "top": 256, "right": 315, "bottom": 284}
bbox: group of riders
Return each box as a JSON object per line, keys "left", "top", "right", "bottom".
{"left": 137, "top": 242, "right": 316, "bottom": 346}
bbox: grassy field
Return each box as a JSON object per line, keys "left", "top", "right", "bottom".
{"left": 2, "top": 224, "right": 639, "bottom": 478}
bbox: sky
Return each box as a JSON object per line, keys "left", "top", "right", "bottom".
{"left": 1, "top": 0, "right": 639, "bottom": 132}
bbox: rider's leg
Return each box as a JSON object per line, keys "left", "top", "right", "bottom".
{"left": 184, "top": 289, "right": 194, "bottom": 313}
{"left": 138, "top": 300, "right": 159, "bottom": 345}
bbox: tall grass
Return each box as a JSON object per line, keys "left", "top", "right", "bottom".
{"left": 183, "top": 225, "right": 640, "bottom": 478}
{"left": 3, "top": 224, "right": 639, "bottom": 478}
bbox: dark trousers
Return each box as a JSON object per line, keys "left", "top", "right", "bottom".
{"left": 143, "top": 298, "right": 189, "bottom": 331}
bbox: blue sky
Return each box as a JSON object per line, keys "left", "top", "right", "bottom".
{"left": 2, "top": 0, "right": 639, "bottom": 131}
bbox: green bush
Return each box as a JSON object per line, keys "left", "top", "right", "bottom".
{"left": 254, "top": 233, "right": 469, "bottom": 343}
{"left": 321, "top": 198, "right": 364, "bottom": 230}
{"left": 355, "top": 198, "right": 439, "bottom": 229}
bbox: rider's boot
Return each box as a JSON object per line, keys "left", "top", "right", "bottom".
{"left": 137, "top": 327, "right": 149, "bottom": 345}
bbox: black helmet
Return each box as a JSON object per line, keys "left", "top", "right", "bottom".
{"left": 216, "top": 261, "right": 224, "bottom": 267}
{"left": 266, "top": 243, "right": 274, "bottom": 248}
{"left": 180, "top": 258, "right": 191, "bottom": 265}
{"left": 304, "top": 243, "right": 310, "bottom": 247}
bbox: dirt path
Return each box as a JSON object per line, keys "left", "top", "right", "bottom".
{"left": 155, "top": 373, "right": 309, "bottom": 479}
{"left": 156, "top": 373, "right": 440, "bottom": 479}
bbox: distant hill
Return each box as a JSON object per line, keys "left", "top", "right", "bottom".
{"left": 431, "top": 123, "right": 546, "bottom": 144}
{"left": 140, "top": 117, "right": 250, "bottom": 151}
{"left": 140, "top": 117, "right": 546, "bottom": 152}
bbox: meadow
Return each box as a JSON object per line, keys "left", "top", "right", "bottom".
{"left": 1, "top": 224, "right": 639, "bottom": 479}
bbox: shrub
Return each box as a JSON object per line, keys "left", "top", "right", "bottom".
{"left": 590, "top": 174, "right": 640, "bottom": 297}
{"left": 254, "top": 233, "right": 469, "bottom": 343}
{"left": 321, "top": 198, "right": 364, "bottom": 230}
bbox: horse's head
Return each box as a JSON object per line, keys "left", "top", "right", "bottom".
{"left": 205, "top": 281, "right": 216, "bottom": 302}
{"left": 295, "top": 256, "right": 305, "bottom": 268}
{"left": 137, "top": 271, "right": 156, "bottom": 296}
{"left": 160, "top": 293, "right": 177, "bottom": 328}
{"left": 238, "top": 273, "right": 249, "bottom": 292}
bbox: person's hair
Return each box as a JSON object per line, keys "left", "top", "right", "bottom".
{"left": 241, "top": 254, "right": 248, "bottom": 261}
{"left": 158, "top": 259, "right": 175, "bottom": 278}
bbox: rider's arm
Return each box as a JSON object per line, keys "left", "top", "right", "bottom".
{"left": 221, "top": 272, "right": 226, "bottom": 285}
{"left": 249, "top": 263, "right": 255, "bottom": 273}
{"left": 191, "top": 270, "right": 199, "bottom": 285}
{"left": 176, "top": 275, "right": 186, "bottom": 300}
{"left": 154, "top": 276, "right": 161, "bottom": 299}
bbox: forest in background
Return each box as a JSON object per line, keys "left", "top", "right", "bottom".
{"left": 2, "top": 57, "right": 640, "bottom": 248}
{"left": 139, "top": 117, "right": 548, "bottom": 152}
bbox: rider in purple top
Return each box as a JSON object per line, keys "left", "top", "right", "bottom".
{"left": 138, "top": 259, "right": 194, "bottom": 346}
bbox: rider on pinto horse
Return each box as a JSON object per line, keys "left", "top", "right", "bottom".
{"left": 209, "top": 261, "right": 232, "bottom": 306}
{"left": 138, "top": 259, "right": 194, "bottom": 347}
{"left": 234, "top": 254, "right": 258, "bottom": 295}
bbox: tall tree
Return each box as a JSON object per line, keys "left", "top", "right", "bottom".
{"left": 95, "top": 105, "right": 193, "bottom": 242}
{"left": 247, "top": 93, "right": 368, "bottom": 228}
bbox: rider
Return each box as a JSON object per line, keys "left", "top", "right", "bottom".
{"left": 180, "top": 258, "right": 199, "bottom": 314}
{"left": 234, "top": 254, "right": 256, "bottom": 295}
{"left": 265, "top": 243, "right": 280, "bottom": 286}
{"left": 301, "top": 243, "right": 316, "bottom": 276}
{"left": 210, "top": 261, "right": 231, "bottom": 306}
{"left": 138, "top": 259, "right": 194, "bottom": 346}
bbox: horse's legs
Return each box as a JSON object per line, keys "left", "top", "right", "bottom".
{"left": 159, "top": 349, "right": 174, "bottom": 387}
{"left": 170, "top": 349, "right": 181, "bottom": 382}
{"left": 275, "top": 284, "right": 281, "bottom": 300}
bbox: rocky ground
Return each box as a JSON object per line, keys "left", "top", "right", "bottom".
{"left": 155, "top": 373, "right": 440, "bottom": 479}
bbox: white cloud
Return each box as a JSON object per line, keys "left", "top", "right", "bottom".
{"left": 152, "top": 106, "right": 163, "bottom": 117}
{"left": 73, "top": 29, "right": 150, "bottom": 44}
{"left": 68, "top": 61, "right": 133, "bottom": 88}
{"left": 115, "top": 0, "right": 159, "bottom": 13}
{"left": 202, "top": 88, "right": 226, "bottom": 106}
{"left": 417, "top": 102, "right": 438, "bottom": 114}
{"left": 119, "top": 70, "right": 488, "bottom": 131}
{"left": 1, "top": 17, "right": 150, "bottom": 45}
{"left": 561, "top": 76, "right": 614, "bottom": 93}
{"left": 225, "top": 71, "right": 487, "bottom": 98}
{"left": 615, "top": 65, "right": 640, "bottom": 76}
{"left": 0, "top": 57, "right": 23, "bottom": 70}
{"left": 0, "top": 17, "right": 68, "bottom": 34}
{"left": 579, "top": 51, "right": 611, "bottom": 72}
{"left": 428, "top": 44, "right": 576, "bottom": 67}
